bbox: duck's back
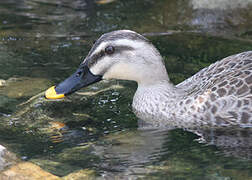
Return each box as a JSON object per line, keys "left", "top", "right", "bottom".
{"left": 176, "top": 51, "right": 252, "bottom": 127}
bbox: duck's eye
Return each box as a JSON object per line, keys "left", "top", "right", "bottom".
{"left": 105, "top": 46, "right": 115, "bottom": 55}
{"left": 93, "top": 40, "right": 96, "bottom": 44}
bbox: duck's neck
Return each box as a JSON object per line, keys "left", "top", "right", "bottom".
{"left": 132, "top": 80, "right": 186, "bottom": 128}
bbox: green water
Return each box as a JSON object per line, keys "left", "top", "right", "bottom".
{"left": 0, "top": 0, "right": 252, "bottom": 179}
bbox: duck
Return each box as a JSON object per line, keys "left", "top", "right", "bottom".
{"left": 45, "top": 30, "right": 252, "bottom": 129}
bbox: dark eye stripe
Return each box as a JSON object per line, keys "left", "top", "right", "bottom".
{"left": 87, "top": 45, "right": 134, "bottom": 68}
{"left": 88, "top": 50, "right": 105, "bottom": 68}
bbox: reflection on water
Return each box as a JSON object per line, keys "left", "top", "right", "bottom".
{"left": 192, "top": 0, "right": 252, "bottom": 9}
{"left": 197, "top": 128, "right": 252, "bottom": 159}
{"left": 92, "top": 128, "right": 252, "bottom": 179}
{"left": 1, "top": 0, "right": 252, "bottom": 37}
{"left": 0, "top": 0, "right": 252, "bottom": 179}
{"left": 0, "top": 0, "right": 94, "bottom": 36}
{"left": 95, "top": 129, "right": 168, "bottom": 179}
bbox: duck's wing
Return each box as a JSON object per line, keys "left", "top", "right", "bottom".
{"left": 176, "top": 51, "right": 252, "bottom": 127}
{"left": 176, "top": 51, "right": 252, "bottom": 97}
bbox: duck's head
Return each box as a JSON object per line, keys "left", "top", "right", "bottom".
{"left": 45, "top": 30, "right": 169, "bottom": 99}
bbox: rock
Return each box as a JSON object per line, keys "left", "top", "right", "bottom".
{"left": 0, "top": 80, "right": 6, "bottom": 87}
{"left": 62, "top": 169, "right": 96, "bottom": 180}
{"left": 0, "top": 77, "right": 52, "bottom": 98}
{"left": 29, "top": 159, "right": 78, "bottom": 177}
{"left": 30, "top": 144, "right": 97, "bottom": 176}
{"left": 0, "top": 144, "right": 18, "bottom": 171}
{"left": 96, "top": 0, "right": 116, "bottom": 5}
{"left": 0, "top": 162, "right": 60, "bottom": 180}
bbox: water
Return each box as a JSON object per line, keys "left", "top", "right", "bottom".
{"left": 0, "top": 0, "right": 252, "bottom": 179}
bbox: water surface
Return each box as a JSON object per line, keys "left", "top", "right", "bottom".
{"left": 0, "top": 0, "right": 252, "bottom": 179}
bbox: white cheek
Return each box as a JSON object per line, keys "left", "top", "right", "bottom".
{"left": 89, "top": 57, "right": 111, "bottom": 75}
{"left": 103, "top": 62, "right": 141, "bottom": 82}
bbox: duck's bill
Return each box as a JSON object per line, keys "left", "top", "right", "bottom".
{"left": 45, "top": 65, "right": 102, "bottom": 99}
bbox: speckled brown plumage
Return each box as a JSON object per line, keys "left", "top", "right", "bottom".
{"left": 176, "top": 51, "right": 252, "bottom": 128}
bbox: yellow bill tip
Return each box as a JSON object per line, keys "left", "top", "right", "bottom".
{"left": 45, "top": 86, "right": 65, "bottom": 99}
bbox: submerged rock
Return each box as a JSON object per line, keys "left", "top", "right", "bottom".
{"left": 30, "top": 144, "right": 98, "bottom": 177}
{"left": 0, "top": 144, "right": 18, "bottom": 171}
{"left": 0, "top": 162, "right": 60, "bottom": 180}
{"left": 3, "top": 80, "right": 133, "bottom": 132}
{"left": 0, "top": 80, "right": 135, "bottom": 176}
{"left": 0, "top": 80, "right": 6, "bottom": 87}
{"left": 0, "top": 77, "right": 52, "bottom": 99}
{"left": 0, "top": 95, "right": 17, "bottom": 115}
{"left": 62, "top": 169, "right": 96, "bottom": 180}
